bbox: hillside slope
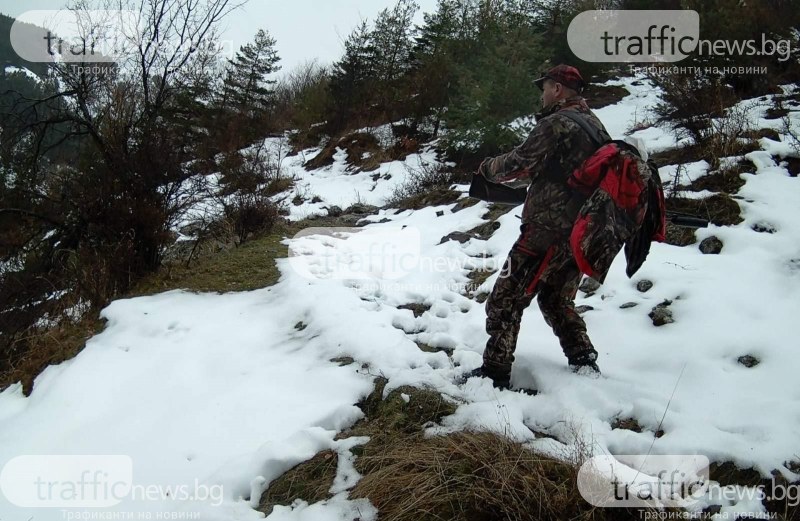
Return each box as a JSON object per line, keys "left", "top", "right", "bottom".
{"left": 1, "top": 74, "right": 799, "bottom": 520}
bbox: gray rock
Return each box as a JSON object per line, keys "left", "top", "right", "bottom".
{"left": 619, "top": 302, "right": 638, "bottom": 309}
{"left": 666, "top": 224, "right": 697, "bottom": 247}
{"left": 579, "top": 277, "right": 602, "bottom": 294}
{"left": 699, "top": 236, "right": 724, "bottom": 254}
{"left": 439, "top": 231, "right": 473, "bottom": 244}
{"left": 575, "top": 305, "right": 594, "bottom": 314}
{"left": 737, "top": 354, "right": 760, "bottom": 368}
{"left": 436, "top": 210, "right": 445, "bottom": 217}
{"left": 752, "top": 222, "right": 777, "bottom": 234}
{"left": 649, "top": 307, "right": 674, "bottom": 326}
{"left": 416, "top": 341, "right": 454, "bottom": 355}
{"left": 330, "top": 356, "right": 355, "bottom": 366}
{"left": 452, "top": 198, "right": 480, "bottom": 213}
{"left": 637, "top": 280, "right": 654, "bottom": 293}
{"left": 346, "top": 203, "right": 379, "bottom": 215}
{"left": 649, "top": 299, "right": 674, "bottom": 326}
{"left": 467, "top": 220, "right": 502, "bottom": 239}
{"left": 398, "top": 303, "right": 431, "bottom": 318}
{"left": 326, "top": 205, "right": 343, "bottom": 217}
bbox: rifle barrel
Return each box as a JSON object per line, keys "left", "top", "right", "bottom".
{"left": 667, "top": 213, "right": 709, "bottom": 228}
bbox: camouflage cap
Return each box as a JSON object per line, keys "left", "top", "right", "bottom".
{"left": 534, "top": 64, "right": 585, "bottom": 93}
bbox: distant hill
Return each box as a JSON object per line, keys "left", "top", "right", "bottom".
{"left": 0, "top": 13, "right": 51, "bottom": 78}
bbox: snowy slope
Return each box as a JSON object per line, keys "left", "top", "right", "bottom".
{"left": 1, "top": 75, "right": 800, "bottom": 520}
{"left": 4, "top": 65, "right": 41, "bottom": 81}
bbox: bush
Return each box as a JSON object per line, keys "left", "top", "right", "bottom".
{"left": 703, "top": 102, "right": 758, "bottom": 168}
{"left": 650, "top": 70, "right": 760, "bottom": 169}
{"left": 224, "top": 194, "right": 281, "bottom": 245}
{"left": 168, "top": 141, "right": 293, "bottom": 267}
{"left": 781, "top": 108, "right": 800, "bottom": 158}
{"left": 650, "top": 71, "right": 739, "bottom": 145}
{"left": 272, "top": 59, "right": 331, "bottom": 136}
{"left": 385, "top": 158, "right": 460, "bottom": 210}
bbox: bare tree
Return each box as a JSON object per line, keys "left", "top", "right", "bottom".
{"left": 0, "top": 0, "right": 243, "bottom": 367}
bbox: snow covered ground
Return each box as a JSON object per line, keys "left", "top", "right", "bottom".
{"left": 1, "top": 75, "right": 799, "bottom": 520}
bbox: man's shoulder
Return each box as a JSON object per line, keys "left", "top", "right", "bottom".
{"left": 549, "top": 105, "right": 610, "bottom": 141}
{"left": 550, "top": 103, "right": 600, "bottom": 122}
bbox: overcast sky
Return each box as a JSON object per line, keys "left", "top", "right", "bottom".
{"left": 1, "top": 0, "right": 440, "bottom": 74}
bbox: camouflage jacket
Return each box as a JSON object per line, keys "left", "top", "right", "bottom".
{"left": 479, "top": 96, "right": 611, "bottom": 254}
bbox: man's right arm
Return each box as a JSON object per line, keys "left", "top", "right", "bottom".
{"left": 478, "top": 116, "right": 558, "bottom": 188}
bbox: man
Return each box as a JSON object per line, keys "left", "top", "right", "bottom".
{"left": 470, "top": 64, "right": 612, "bottom": 390}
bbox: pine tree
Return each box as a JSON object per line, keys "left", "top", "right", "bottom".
{"left": 328, "top": 20, "right": 376, "bottom": 131}
{"left": 371, "top": 0, "right": 418, "bottom": 85}
{"left": 443, "top": 0, "right": 547, "bottom": 157}
{"left": 222, "top": 29, "right": 281, "bottom": 117}
{"left": 369, "top": 0, "right": 419, "bottom": 125}
{"left": 407, "top": 0, "right": 462, "bottom": 136}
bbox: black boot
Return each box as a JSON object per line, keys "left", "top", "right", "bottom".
{"left": 568, "top": 350, "right": 601, "bottom": 376}
{"left": 461, "top": 364, "right": 511, "bottom": 389}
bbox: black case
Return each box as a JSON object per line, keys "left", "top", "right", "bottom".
{"left": 468, "top": 174, "right": 527, "bottom": 205}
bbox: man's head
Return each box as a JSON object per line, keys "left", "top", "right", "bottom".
{"left": 534, "top": 64, "right": 585, "bottom": 109}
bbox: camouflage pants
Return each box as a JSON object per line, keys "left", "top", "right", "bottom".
{"left": 483, "top": 224, "right": 596, "bottom": 373}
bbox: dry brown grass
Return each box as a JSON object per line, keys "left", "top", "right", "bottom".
{"left": 0, "top": 315, "right": 106, "bottom": 395}
{"left": 387, "top": 186, "right": 462, "bottom": 211}
{"left": 349, "top": 378, "right": 458, "bottom": 444}
{"left": 261, "top": 378, "right": 653, "bottom": 521}
{"left": 258, "top": 450, "right": 339, "bottom": 516}
{"left": 351, "top": 430, "right": 649, "bottom": 521}
{"left": 649, "top": 144, "right": 706, "bottom": 168}
{"left": 303, "top": 131, "right": 411, "bottom": 173}
{"left": 663, "top": 193, "right": 743, "bottom": 247}
{"left": 341, "top": 132, "right": 388, "bottom": 172}
{"left": 257, "top": 380, "right": 655, "bottom": 521}
{"left": 256, "top": 380, "right": 458, "bottom": 516}
{"left": 688, "top": 160, "right": 750, "bottom": 195}
{"left": 258, "top": 377, "right": 650, "bottom": 521}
